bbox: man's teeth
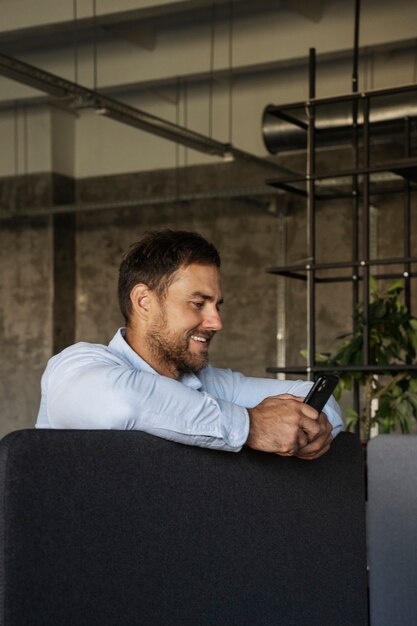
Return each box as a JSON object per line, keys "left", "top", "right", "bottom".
{"left": 191, "top": 335, "right": 208, "bottom": 343}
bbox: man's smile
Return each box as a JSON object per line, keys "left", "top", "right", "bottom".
{"left": 190, "top": 334, "right": 209, "bottom": 343}
{"left": 189, "top": 332, "right": 214, "bottom": 348}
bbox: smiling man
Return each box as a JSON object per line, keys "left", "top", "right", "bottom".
{"left": 126, "top": 263, "right": 223, "bottom": 380}
{"left": 36, "top": 230, "right": 343, "bottom": 459}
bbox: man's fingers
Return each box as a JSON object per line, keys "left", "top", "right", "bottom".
{"left": 297, "top": 428, "right": 308, "bottom": 449}
{"left": 299, "top": 415, "right": 321, "bottom": 439}
{"left": 270, "top": 394, "right": 308, "bottom": 403}
{"left": 300, "top": 403, "right": 319, "bottom": 419}
{"left": 297, "top": 440, "right": 332, "bottom": 461}
{"left": 275, "top": 447, "right": 298, "bottom": 457}
{"left": 265, "top": 394, "right": 319, "bottom": 419}
{"left": 296, "top": 432, "right": 333, "bottom": 459}
{"left": 301, "top": 411, "right": 332, "bottom": 443}
{"left": 275, "top": 393, "right": 297, "bottom": 400}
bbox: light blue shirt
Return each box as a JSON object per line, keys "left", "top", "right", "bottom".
{"left": 36, "top": 328, "right": 343, "bottom": 452}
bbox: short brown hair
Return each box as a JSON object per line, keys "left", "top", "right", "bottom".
{"left": 118, "top": 230, "right": 221, "bottom": 324}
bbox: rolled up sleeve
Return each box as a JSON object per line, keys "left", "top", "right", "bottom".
{"left": 36, "top": 343, "right": 249, "bottom": 451}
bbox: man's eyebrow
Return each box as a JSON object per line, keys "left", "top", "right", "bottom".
{"left": 190, "top": 291, "right": 224, "bottom": 304}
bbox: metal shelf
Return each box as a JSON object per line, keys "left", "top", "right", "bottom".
{"left": 264, "top": 48, "right": 416, "bottom": 426}
{"left": 266, "top": 158, "right": 417, "bottom": 198}
{"left": 267, "top": 365, "right": 417, "bottom": 375}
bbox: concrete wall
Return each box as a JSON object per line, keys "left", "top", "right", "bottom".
{"left": 75, "top": 162, "right": 281, "bottom": 373}
{"left": 1, "top": 148, "right": 416, "bottom": 438}
{"left": 0, "top": 162, "right": 283, "bottom": 437}
{"left": 0, "top": 177, "right": 53, "bottom": 437}
{"left": 1, "top": 0, "right": 416, "bottom": 441}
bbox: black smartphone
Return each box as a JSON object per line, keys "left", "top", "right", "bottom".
{"left": 303, "top": 375, "right": 339, "bottom": 413}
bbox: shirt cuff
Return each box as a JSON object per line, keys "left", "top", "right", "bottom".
{"left": 217, "top": 399, "right": 250, "bottom": 450}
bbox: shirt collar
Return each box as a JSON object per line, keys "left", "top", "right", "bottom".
{"left": 108, "top": 328, "right": 202, "bottom": 390}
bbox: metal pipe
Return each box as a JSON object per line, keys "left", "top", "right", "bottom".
{"left": 268, "top": 158, "right": 417, "bottom": 184}
{"left": 351, "top": 0, "right": 360, "bottom": 342}
{"left": 267, "top": 81, "right": 417, "bottom": 110}
{"left": 404, "top": 117, "right": 412, "bottom": 317}
{"left": 0, "top": 52, "right": 283, "bottom": 174}
{"left": 266, "top": 255, "right": 417, "bottom": 274}
{"left": 0, "top": 52, "right": 225, "bottom": 154}
{"left": 267, "top": 364, "right": 417, "bottom": 374}
{"left": 313, "top": 271, "right": 417, "bottom": 283}
{"left": 0, "top": 185, "right": 283, "bottom": 221}
{"left": 306, "top": 48, "right": 316, "bottom": 380}
{"left": 275, "top": 203, "right": 287, "bottom": 380}
{"left": 352, "top": 0, "right": 361, "bottom": 94}
{"left": 263, "top": 92, "right": 417, "bottom": 154}
{"left": 362, "top": 96, "right": 371, "bottom": 368}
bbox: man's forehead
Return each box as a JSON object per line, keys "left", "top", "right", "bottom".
{"left": 170, "top": 263, "right": 222, "bottom": 293}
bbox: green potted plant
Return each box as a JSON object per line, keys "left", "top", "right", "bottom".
{"left": 310, "top": 278, "right": 417, "bottom": 443}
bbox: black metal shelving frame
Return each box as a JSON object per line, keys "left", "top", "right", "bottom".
{"left": 264, "top": 49, "right": 417, "bottom": 420}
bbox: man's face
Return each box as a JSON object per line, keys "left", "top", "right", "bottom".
{"left": 146, "top": 263, "right": 223, "bottom": 378}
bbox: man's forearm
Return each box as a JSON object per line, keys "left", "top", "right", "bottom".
{"left": 37, "top": 346, "right": 249, "bottom": 451}
{"left": 227, "top": 372, "right": 343, "bottom": 437}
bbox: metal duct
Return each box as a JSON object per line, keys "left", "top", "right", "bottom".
{"left": 263, "top": 91, "right": 417, "bottom": 154}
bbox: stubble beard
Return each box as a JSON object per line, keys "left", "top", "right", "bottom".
{"left": 147, "top": 309, "right": 210, "bottom": 378}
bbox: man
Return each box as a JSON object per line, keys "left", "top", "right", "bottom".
{"left": 37, "top": 230, "right": 342, "bottom": 459}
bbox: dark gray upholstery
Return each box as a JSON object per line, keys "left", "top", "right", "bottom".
{"left": 0, "top": 430, "right": 367, "bottom": 626}
{"left": 367, "top": 435, "right": 417, "bottom": 626}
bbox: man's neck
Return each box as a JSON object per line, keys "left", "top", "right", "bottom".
{"left": 124, "top": 326, "right": 179, "bottom": 380}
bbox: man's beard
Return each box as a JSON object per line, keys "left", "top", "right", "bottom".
{"left": 147, "top": 310, "right": 211, "bottom": 378}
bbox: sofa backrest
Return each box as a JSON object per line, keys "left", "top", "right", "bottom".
{"left": 367, "top": 435, "right": 417, "bottom": 626}
{"left": 0, "top": 429, "right": 368, "bottom": 626}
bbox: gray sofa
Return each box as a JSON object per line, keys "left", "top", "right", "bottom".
{"left": 367, "top": 435, "right": 417, "bottom": 626}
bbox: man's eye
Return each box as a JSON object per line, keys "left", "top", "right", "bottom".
{"left": 192, "top": 301, "right": 204, "bottom": 309}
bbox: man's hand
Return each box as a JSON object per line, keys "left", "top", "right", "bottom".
{"left": 294, "top": 410, "right": 333, "bottom": 461}
{"left": 246, "top": 394, "right": 321, "bottom": 456}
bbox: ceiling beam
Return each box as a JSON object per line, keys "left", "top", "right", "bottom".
{"left": 0, "top": 51, "right": 288, "bottom": 175}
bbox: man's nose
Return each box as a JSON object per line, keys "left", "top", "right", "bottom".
{"left": 203, "top": 308, "right": 223, "bottom": 332}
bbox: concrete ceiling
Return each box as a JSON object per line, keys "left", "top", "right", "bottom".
{"left": 0, "top": 0, "right": 416, "bottom": 178}
{"left": 1, "top": 0, "right": 416, "bottom": 103}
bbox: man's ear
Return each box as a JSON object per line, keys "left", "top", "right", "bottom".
{"left": 129, "top": 284, "right": 153, "bottom": 321}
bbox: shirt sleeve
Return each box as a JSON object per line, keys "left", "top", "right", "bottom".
{"left": 36, "top": 343, "right": 249, "bottom": 452}
{"left": 200, "top": 368, "right": 344, "bottom": 437}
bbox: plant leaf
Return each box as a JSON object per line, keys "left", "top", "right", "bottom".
{"left": 387, "top": 279, "right": 404, "bottom": 294}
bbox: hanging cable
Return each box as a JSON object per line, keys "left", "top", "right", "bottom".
{"left": 23, "top": 105, "right": 28, "bottom": 177}
{"left": 92, "top": 0, "right": 98, "bottom": 91}
{"left": 175, "top": 77, "right": 180, "bottom": 196}
{"left": 23, "top": 105, "right": 29, "bottom": 208}
{"left": 183, "top": 79, "right": 188, "bottom": 169}
{"left": 369, "top": 49, "right": 374, "bottom": 90}
{"left": 14, "top": 103, "right": 19, "bottom": 177}
{"left": 228, "top": 0, "right": 234, "bottom": 145}
{"left": 73, "top": 0, "right": 79, "bottom": 84}
{"left": 208, "top": 2, "right": 215, "bottom": 138}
